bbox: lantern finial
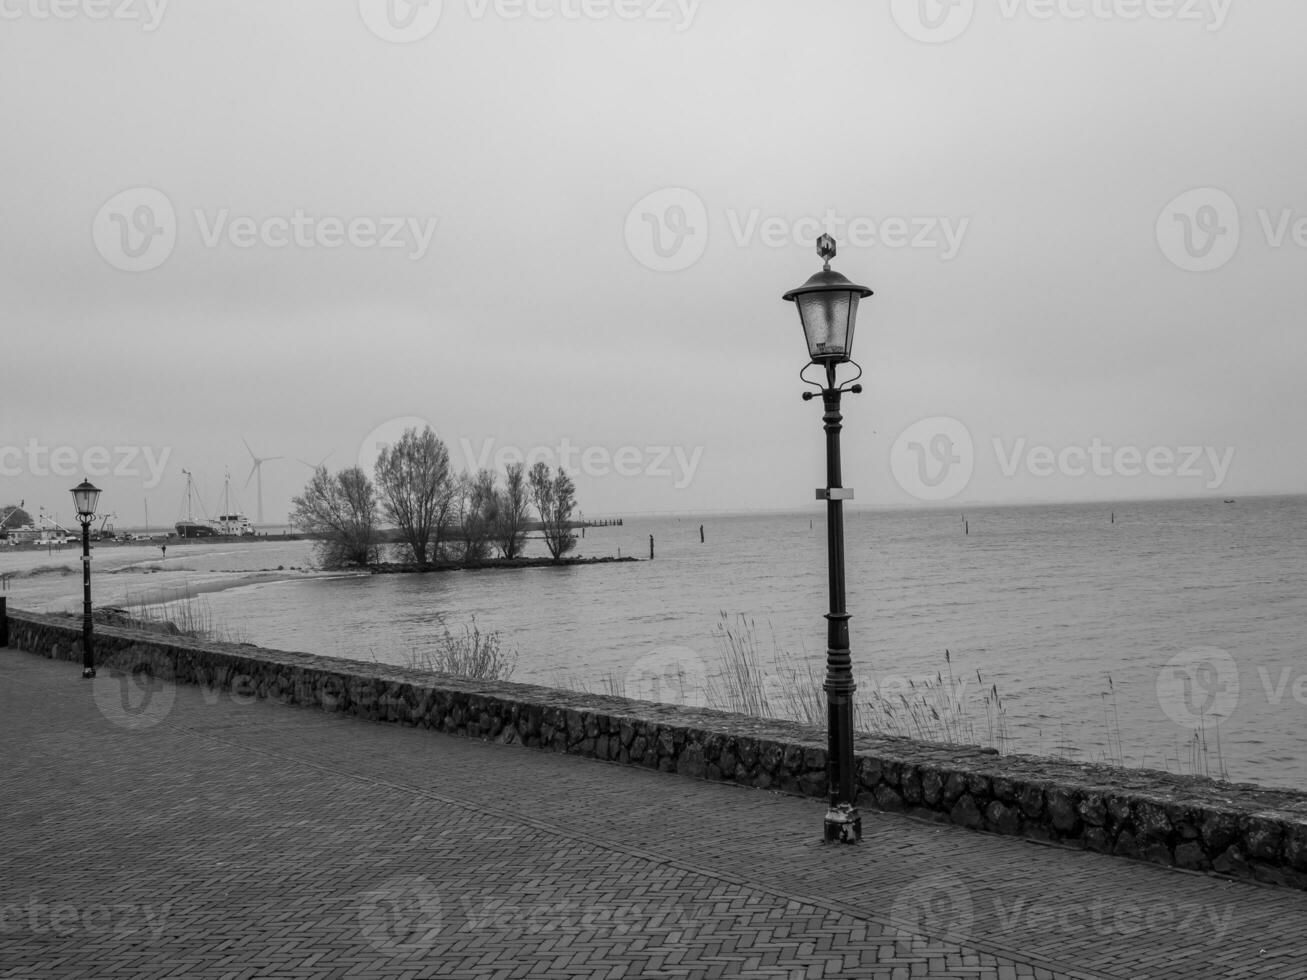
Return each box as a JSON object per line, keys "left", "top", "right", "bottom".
{"left": 816, "top": 234, "right": 837, "bottom": 271}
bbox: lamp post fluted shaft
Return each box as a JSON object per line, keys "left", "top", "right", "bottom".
{"left": 80, "top": 518, "right": 94, "bottom": 678}
{"left": 820, "top": 363, "right": 860, "bottom": 843}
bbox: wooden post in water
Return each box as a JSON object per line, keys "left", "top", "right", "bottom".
{"left": 699, "top": 524, "right": 704, "bottom": 543}
{"left": 649, "top": 535, "right": 655, "bottom": 560}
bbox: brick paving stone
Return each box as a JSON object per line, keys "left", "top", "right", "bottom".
{"left": 3, "top": 650, "right": 1307, "bottom": 979}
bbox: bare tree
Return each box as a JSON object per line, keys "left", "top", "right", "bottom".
{"left": 291, "top": 465, "right": 379, "bottom": 569}
{"left": 455, "top": 468, "right": 498, "bottom": 562}
{"left": 493, "top": 462, "right": 530, "bottom": 558}
{"left": 528, "top": 462, "right": 578, "bottom": 560}
{"left": 373, "top": 426, "right": 453, "bottom": 564}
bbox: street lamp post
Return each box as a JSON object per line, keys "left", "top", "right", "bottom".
{"left": 70, "top": 479, "right": 102, "bottom": 679}
{"left": 783, "top": 234, "right": 873, "bottom": 845}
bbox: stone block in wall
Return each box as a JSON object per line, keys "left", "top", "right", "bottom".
{"left": 1077, "top": 792, "right": 1106, "bottom": 827}
{"left": 950, "top": 794, "right": 983, "bottom": 830}
{"left": 965, "top": 772, "right": 991, "bottom": 798}
{"left": 1046, "top": 789, "right": 1079, "bottom": 835}
{"left": 921, "top": 769, "right": 944, "bottom": 806}
{"left": 1113, "top": 830, "right": 1140, "bottom": 859}
{"left": 679, "top": 742, "right": 706, "bottom": 779}
{"left": 1213, "top": 846, "right": 1251, "bottom": 878}
{"left": 1141, "top": 842, "right": 1174, "bottom": 867}
{"left": 942, "top": 771, "right": 967, "bottom": 806}
{"left": 873, "top": 785, "right": 904, "bottom": 813}
{"left": 565, "top": 709, "right": 585, "bottom": 744}
{"left": 782, "top": 744, "right": 804, "bottom": 772}
{"left": 1083, "top": 827, "right": 1111, "bottom": 854}
{"left": 985, "top": 800, "right": 1021, "bottom": 837}
{"left": 1133, "top": 799, "right": 1173, "bottom": 844}
{"left": 881, "top": 761, "right": 902, "bottom": 791}
{"left": 719, "top": 745, "right": 737, "bottom": 776}
{"left": 1174, "top": 841, "right": 1210, "bottom": 871}
{"left": 858, "top": 757, "right": 882, "bottom": 791}
{"left": 1017, "top": 781, "right": 1045, "bottom": 820}
{"left": 1285, "top": 823, "right": 1307, "bottom": 873}
{"left": 799, "top": 772, "right": 825, "bottom": 798}
{"left": 1242, "top": 814, "right": 1286, "bottom": 863}
{"left": 901, "top": 766, "right": 923, "bottom": 805}
{"left": 737, "top": 738, "right": 759, "bottom": 772}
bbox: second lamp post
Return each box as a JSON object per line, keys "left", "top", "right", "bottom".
{"left": 71, "top": 479, "right": 102, "bottom": 679}
{"left": 783, "top": 234, "right": 873, "bottom": 844}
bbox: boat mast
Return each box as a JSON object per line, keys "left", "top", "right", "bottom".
{"left": 222, "top": 469, "right": 232, "bottom": 533}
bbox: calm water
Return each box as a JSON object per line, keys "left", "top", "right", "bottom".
{"left": 7, "top": 496, "right": 1306, "bottom": 790}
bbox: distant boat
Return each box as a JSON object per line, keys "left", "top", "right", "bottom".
{"left": 210, "top": 470, "right": 256, "bottom": 536}
{"left": 175, "top": 469, "right": 257, "bottom": 538}
{"left": 176, "top": 469, "right": 219, "bottom": 538}
{"left": 175, "top": 520, "right": 218, "bottom": 539}
{"left": 1224, "top": 499, "right": 1237, "bottom": 504}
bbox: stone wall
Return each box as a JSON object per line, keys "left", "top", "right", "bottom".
{"left": 6, "top": 608, "right": 1307, "bottom": 890}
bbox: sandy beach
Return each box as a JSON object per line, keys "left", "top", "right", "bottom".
{"left": 0, "top": 538, "right": 329, "bottom": 617}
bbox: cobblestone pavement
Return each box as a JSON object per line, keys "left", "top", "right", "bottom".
{"left": 2, "top": 651, "right": 1305, "bottom": 979}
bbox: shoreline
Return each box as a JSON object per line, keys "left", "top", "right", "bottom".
{"left": 369, "top": 556, "right": 641, "bottom": 574}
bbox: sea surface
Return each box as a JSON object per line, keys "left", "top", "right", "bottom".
{"left": 5, "top": 495, "right": 1305, "bottom": 791}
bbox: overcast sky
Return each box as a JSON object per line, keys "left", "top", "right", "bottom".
{"left": 3, "top": 0, "right": 1305, "bottom": 526}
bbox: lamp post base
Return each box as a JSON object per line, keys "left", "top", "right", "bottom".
{"left": 823, "top": 803, "right": 862, "bottom": 844}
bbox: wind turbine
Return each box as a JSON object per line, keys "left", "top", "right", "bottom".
{"left": 297, "top": 450, "right": 334, "bottom": 473}
{"left": 242, "top": 437, "right": 284, "bottom": 525}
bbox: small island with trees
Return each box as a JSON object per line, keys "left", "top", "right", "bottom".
{"left": 290, "top": 425, "right": 636, "bottom": 573}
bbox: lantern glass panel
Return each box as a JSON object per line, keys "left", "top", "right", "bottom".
{"left": 799, "top": 290, "right": 859, "bottom": 361}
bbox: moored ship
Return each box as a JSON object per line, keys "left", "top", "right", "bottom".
{"left": 174, "top": 469, "right": 258, "bottom": 537}
{"left": 175, "top": 520, "right": 218, "bottom": 539}
{"left": 176, "top": 469, "right": 219, "bottom": 538}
